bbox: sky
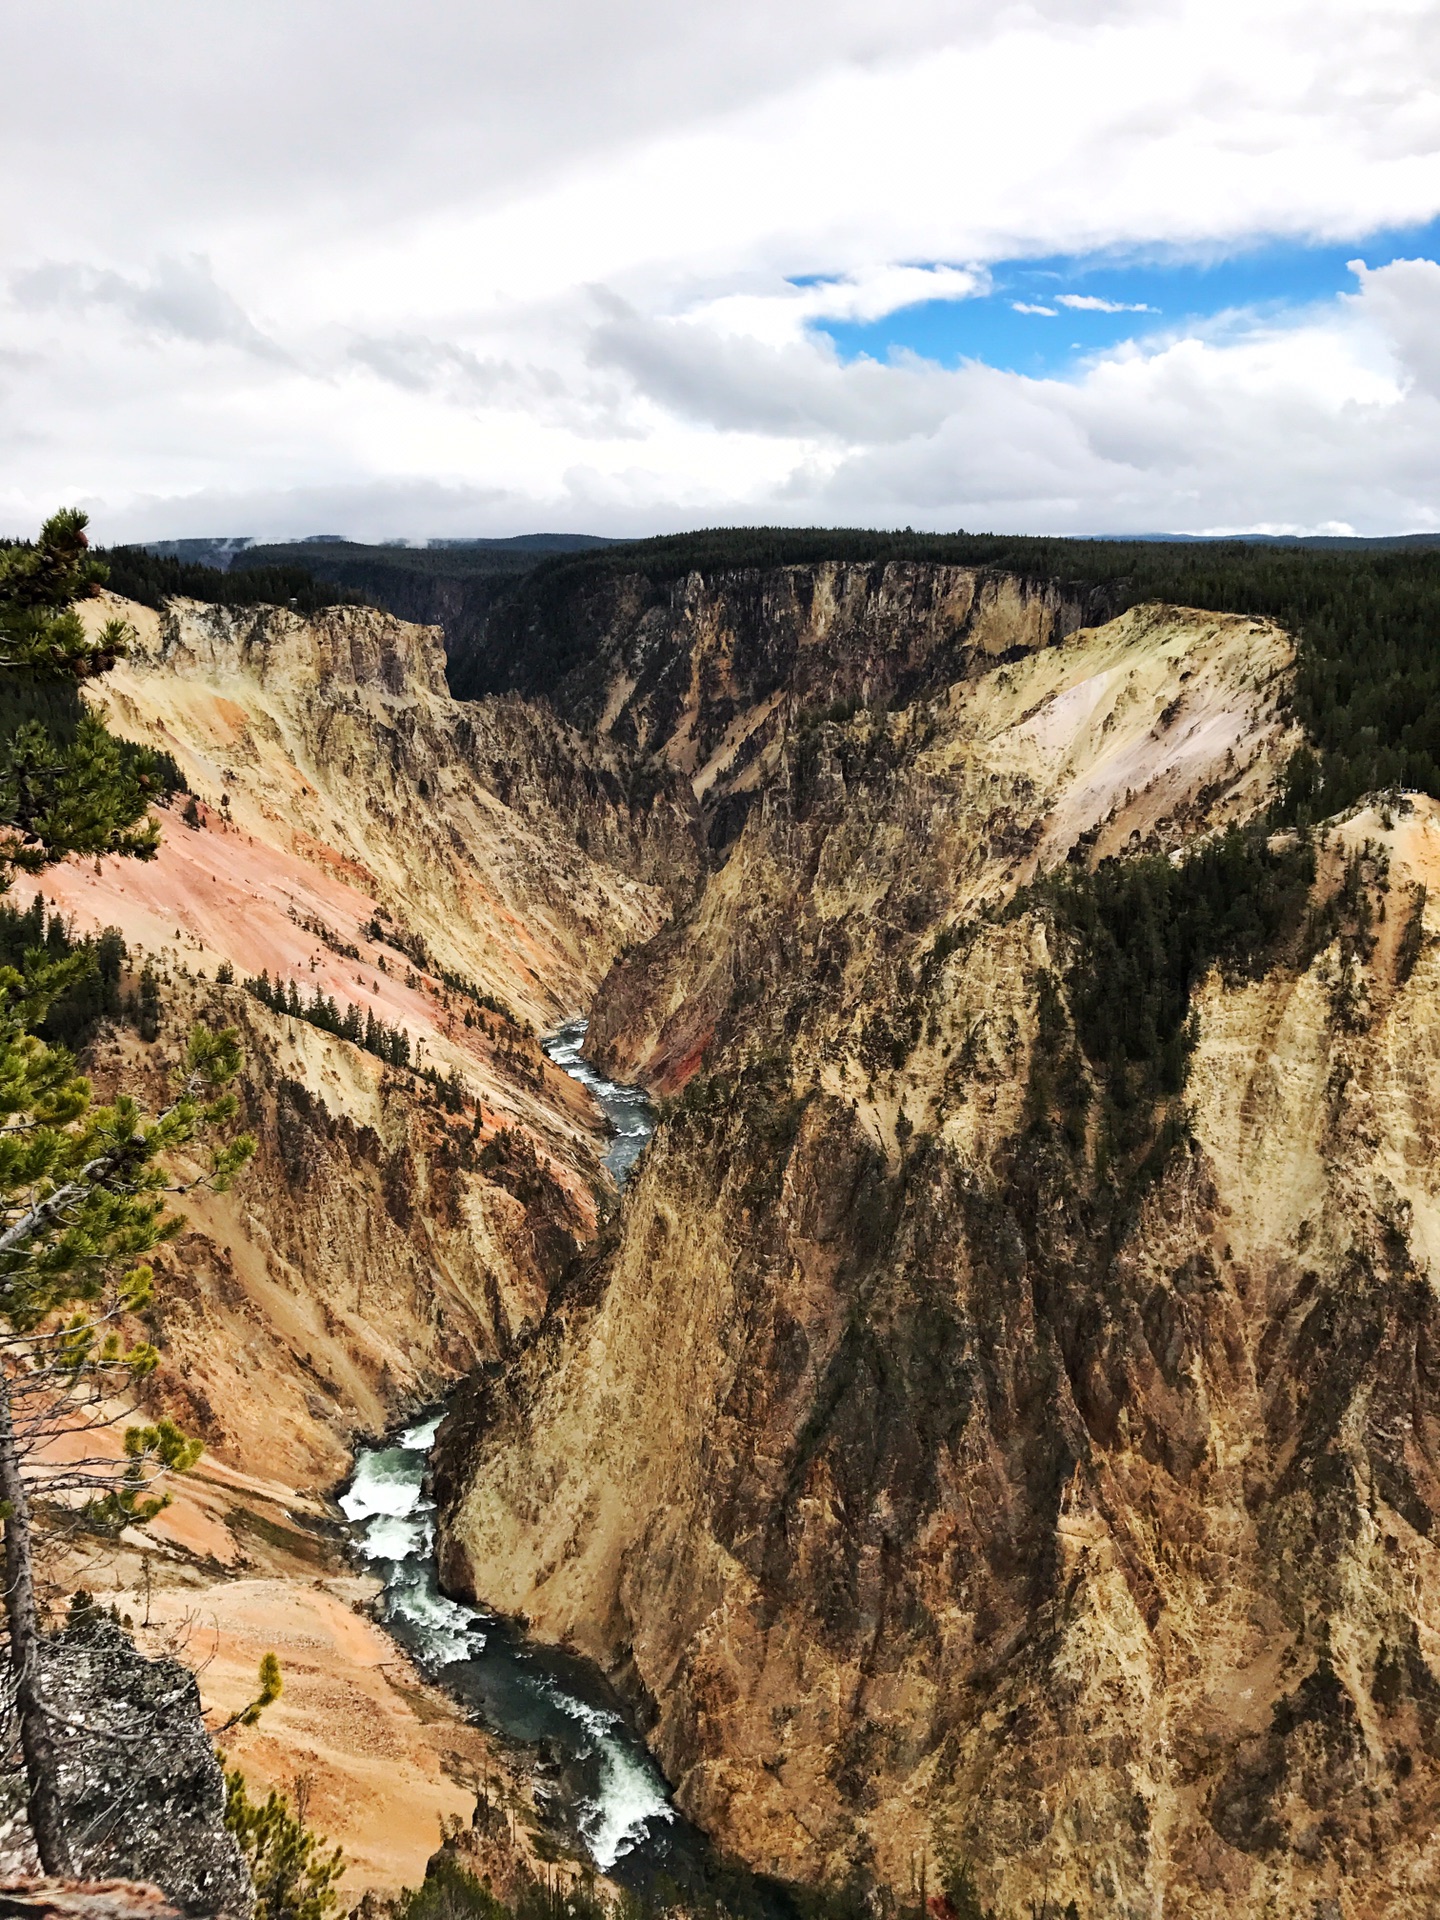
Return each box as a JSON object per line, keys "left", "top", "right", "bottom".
{"left": 3, "top": 0, "right": 1440, "bottom": 542}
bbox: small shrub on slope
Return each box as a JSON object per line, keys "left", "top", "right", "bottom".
{"left": 224, "top": 1768, "right": 345, "bottom": 1920}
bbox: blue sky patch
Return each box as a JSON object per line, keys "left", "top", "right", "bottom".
{"left": 813, "top": 218, "right": 1440, "bottom": 377}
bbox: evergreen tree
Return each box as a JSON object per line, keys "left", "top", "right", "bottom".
{"left": 0, "top": 508, "right": 128, "bottom": 678}
{"left": 0, "top": 510, "right": 163, "bottom": 880}
{"left": 0, "top": 513, "right": 257, "bottom": 1873}
{"left": 0, "top": 1004, "right": 255, "bottom": 1870}
{"left": 137, "top": 962, "right": 162, "bottom": 1042}
{"left": 223, "top": 1769, "right": 345, "bottom": 1920}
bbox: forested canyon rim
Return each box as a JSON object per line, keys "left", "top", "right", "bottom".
{"left": 18, "top": 554, "right": 1440, "bottom": 1919}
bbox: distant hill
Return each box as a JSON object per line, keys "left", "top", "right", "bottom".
{"left": 139, "top": 537, "right": 255, "bottom": 571}
{"left": 227, "top": 539, "right": 620, "bottom": 669}
{"left": 1120, "top": 530, "right": 1440, "bottom": 550}
{"left": 426, "top": 534, "right": 618, "bottom": 552}
{"left": 140, "top": 533, "right": 617, "bottom": 573}
{"left": 120, "top": 535, "right": 619, "bottom": 674}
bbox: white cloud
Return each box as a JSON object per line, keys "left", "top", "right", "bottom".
{"left": 10, "top": 256, "right": 283, "bottom": 359}
{"left": 1342, "top": 255, "right": 1440, "bottom": 397}
{"left": 2, "top": 0, "right": 1440, "bottom": 537}
{"left": 672, "top": 266, "right": 987, "bottom": 351}
{"left": 1056, "top": 294, "right": 1157, "bottom": 312}
{"left": 790, "top": 266, "right": 987, "bottom": 326}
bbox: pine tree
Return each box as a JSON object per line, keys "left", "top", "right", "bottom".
{"left": 223, "top": 1770, "right": 345, "bottom": 1920}
{"left": 0, "top": 508, "right": 127, "bottom": 679}
{"left": 137, "top": 962, "right": 162, "bottom": 1042}
{"left": 0, "top": 1004, "right": 255, "bottom": 1870}
{"left": 0, "top": 514, "right": 257, "bottom": 1872}
{"left": 0, "top": 510, "right": 163, "bottom": 879}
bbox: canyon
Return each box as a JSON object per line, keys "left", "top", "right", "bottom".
{"left": 36, "top": 559, "right": 1440, "bottom": 1918}
{"left": 32, "top": 589, "right": 696, "bottom": 1895}
{"left": 436, "top": 563, "right": 1440, "bottom": 1919}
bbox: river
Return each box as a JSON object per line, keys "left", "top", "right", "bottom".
{"left": 338, "top": 1020, "right": 700, "bottom": 1883}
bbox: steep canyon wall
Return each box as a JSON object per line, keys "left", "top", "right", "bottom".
{"left": 27, "top": 592, "right": 703, "bottom": 1888}
{"left": 51, "top": 593, "right": 703, "bottom": 1484}
{"left": 436, "top": 571, "right": 1440, "bottom": 1920}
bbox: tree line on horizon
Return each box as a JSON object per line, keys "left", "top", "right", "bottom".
{"left": 96, "top": 544, "right": 365, "bottom": 616}
{"left": 496, "top": 528, "right": 1440, "bottom": 821}
{"left": 66, "top": 521, "right": 1440, "bottom": 827}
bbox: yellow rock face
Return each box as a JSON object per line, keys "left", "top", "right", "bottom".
{"left": 438, "top": 594, "right": 1440, "bottom": 1918}
{"left": 40, "top": 592, "right": 701, "bottom": 1484}
{"left": 31, "top": 590, "right": 700, "bottom": 1893}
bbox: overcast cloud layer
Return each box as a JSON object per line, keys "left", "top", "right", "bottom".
{"left": 4, "top": 0, "right": 1440, "bottom": 539}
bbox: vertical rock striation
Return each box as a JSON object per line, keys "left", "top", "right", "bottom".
{"left": 436, "top": 578, "right": 1440, "bottom": 1918}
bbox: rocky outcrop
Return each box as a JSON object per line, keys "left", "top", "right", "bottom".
{"left": 0, "top": 1878, "right": 185, "bottom": 1920}
{"left": 0, "top": 1611, "right": 251, "bottom": 1916}
{"left": 74, "top": 593, "right": 700, "bottom": 1033}
{"left": 436, "top": 584, "right": 1440, "bottom": 1918}
{"left": 464, "top": 560, "right": 1122, "bottom": 848}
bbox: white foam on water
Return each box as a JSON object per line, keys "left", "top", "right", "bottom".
{"left": 533, "top": 1682, "right": 675, "bottom": 1870}
{"left": 353, "top": 1511, "right": 429, "bottom": 1562}
{"left": 388, "top": 1564, "right": 486, "bottom": 1665}
{"left": 584, "top": 1734, "right": 675, "bottom": 1867}
{"left": 543, "top": 1018, "right": 657, "bottom": 1190}
{"left": 339, "top": 1452, "right": 423, "bottom": 1523}
{"left": 545, "top": 1024, "right": 637, "bottom": 1104}
{"left": 340, "top": 1420, "right": 488, "bottom": 1667}
{"left": 401, "top": 1413, "right": 444, "bottom": 1450}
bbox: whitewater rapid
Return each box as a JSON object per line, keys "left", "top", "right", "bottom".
{"left": 339, "top": 1021, "right": 676, "bottom": 1876}
{"left": 541, "top": 1017, "right": 655, "bottom": 1186}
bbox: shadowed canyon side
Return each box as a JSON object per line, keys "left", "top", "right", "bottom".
{"left": 434, "top": 573, "right": 1440, "bottom": 1918}
{"left": 460, "top": 560, "right": 1122, "bottom": 841}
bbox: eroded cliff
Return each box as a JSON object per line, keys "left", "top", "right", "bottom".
{"left": 70, "top": 591, "right": 698, "bottom": 1029}
{"left": 27, "top": 592, "right": 700, "bottom": 1893}
{"left": 435, "top": 578, "right": 1440, "bottom": 1919}
{"left": 41, "top": 590, "right": 704, "bottom": 1480}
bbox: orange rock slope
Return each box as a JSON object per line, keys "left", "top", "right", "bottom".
{"left": 29, "top": 591, "right": 698, "bottom": 1895}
